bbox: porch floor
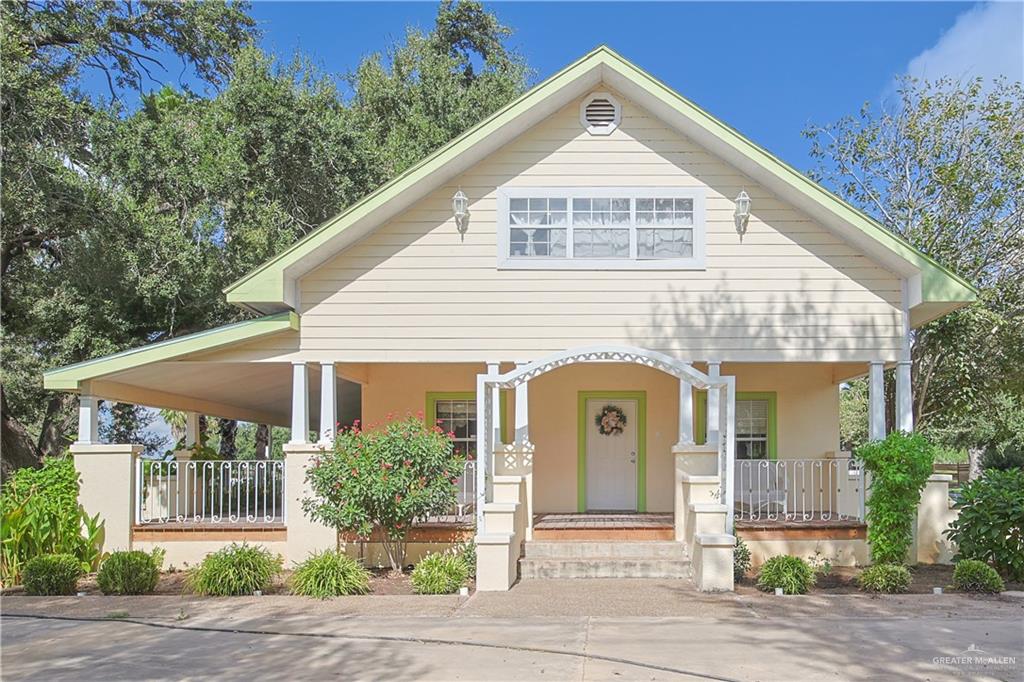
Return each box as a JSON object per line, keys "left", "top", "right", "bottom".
{"left": 533, "top": 512, "right": 673, "bottom": 530}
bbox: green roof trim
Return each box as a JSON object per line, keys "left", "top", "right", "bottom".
{"left": 43, "top": 312, "right": 298, "bottom": 390}
{"left": 224, "top": 45, "right": 977, "bottom": 310}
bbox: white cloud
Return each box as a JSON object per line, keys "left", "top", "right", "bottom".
{"left": 905, "top": 2, "right": 1023, "bottom": 84}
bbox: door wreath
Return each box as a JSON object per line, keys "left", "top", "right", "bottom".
{"left": 595, "top": 404, "right": 627, "bottom": 436}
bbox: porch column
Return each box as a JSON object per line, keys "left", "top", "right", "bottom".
{"left": 184, "top": 412, "right": 200, "bottom": 448}
{"left": 290, "top": 361, "right": 309, "bottom": 444}
{"left": 488, "top": 362, "right": 502, "bottom": 449}
{"left": 896, "top": 361, "right": 913, "bottom": 433}
{"left": 676, "top": 376, "right": 695, "bottom": 446}
{"left": 76, "top": 392, "right": 99, "bottom": 445}
{"left": 319, "top": 361, "right": 336, "bottom": 443}
{"left": 868, "top": 361, "right": 886, "bottom": 441}
{"left": 510, "top": 362, "right": 535, "bottom": 539}
{"left": 475, "top": 363, "right": 500, "bottom": 530}
{"left": 514, "top": 366, "right": 530, "bottom": 444}
{"left": 706, "top": 361, "right": 721, "bottom": 445}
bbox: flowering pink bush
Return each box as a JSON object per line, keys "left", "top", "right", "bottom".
{"left": 302, "top": 414, "right": 462, "bottom": 570}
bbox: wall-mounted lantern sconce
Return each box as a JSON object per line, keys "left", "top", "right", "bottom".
{"left": 734, "top": 190, "right": 751, "bottom": 239}
{"left": 453, "top": 188, "right": 469, "bottom": 238}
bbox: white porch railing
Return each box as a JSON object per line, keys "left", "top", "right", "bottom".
{"left": 733, "top": 458, "right": 865, "bottom": 522}
{"left": 423, "top": 459, "right": 477, "bottom": 524}
{"left": 136, "top": 459, "right": 285, "bottom": 524}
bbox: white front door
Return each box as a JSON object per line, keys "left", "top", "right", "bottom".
{"left": 585, "top": 398, "right": 638, "bottom": 510}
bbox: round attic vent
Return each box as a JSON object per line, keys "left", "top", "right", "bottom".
{"left": 580, "top": 92, "right": 621, "bottom": 135}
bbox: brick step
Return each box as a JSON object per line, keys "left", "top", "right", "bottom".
{"left": 519, "top": 557, "right": 691, "bottom": 579}
{"left": 524, "top": 540, "right": 687, "bottom": 559}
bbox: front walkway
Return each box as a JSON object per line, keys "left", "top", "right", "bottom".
{"left": 4, "top": 586, "right": 1022, "bottom": 680}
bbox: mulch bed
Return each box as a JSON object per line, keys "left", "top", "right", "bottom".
{"left": 737, "top": 563, "right": 1024, "bottom": 595}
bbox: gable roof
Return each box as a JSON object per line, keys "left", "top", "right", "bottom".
{"left": 225, "top": 45, "right": 977, "bottom": 327}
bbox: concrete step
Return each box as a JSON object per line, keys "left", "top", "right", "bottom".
{"left": 524, "top": 541, "right": 687, "bottom": 560}
{"left": 519, "top": 557, "right": 691, "bottom": 579}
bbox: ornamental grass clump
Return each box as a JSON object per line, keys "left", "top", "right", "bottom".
{"left": 857, "top": 563, "right": 912, "bottom": 594}
{"left": 856, "top": 432, "right": 935, "bottom": 565}
{"left": 952, "top": 559, "right": 1004, "bottom": 594}
{"left": 303, "top": 413, "right": 463, "bottom": 571}
{"left": 97, "top": 550, "right": 161, "bottom": 595}
{"left": 22, "top": 553, "right": 83, "bottom": 596}
{"left": 411, "top": 553, "right": 469, "bottom": 595}
{"left": 756, "top": 555, "right": 815, "bottom": 595}
{"left": 290, "top": 550, "right": 371, "bottom": 598}
{"left": 188, "top": 543, "right": 282, "bottom": 596}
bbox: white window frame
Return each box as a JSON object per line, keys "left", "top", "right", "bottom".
{"left": 497, "top": 186, "right": 707, "bottom": 270}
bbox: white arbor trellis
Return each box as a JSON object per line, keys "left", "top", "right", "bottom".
{"left": 475, "top": 345, "right": 736, "bottom": 533}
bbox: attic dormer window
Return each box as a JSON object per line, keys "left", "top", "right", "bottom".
{"left": 580, "top": 92, "right": 621, "bottom": 135}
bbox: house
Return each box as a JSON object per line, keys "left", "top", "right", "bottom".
{"left": 44, "top": 47, "right": 973, "bottom": 591}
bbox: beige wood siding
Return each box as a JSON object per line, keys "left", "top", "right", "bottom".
{"left": 298, "top": 88, "right": 903, "bottom": 363}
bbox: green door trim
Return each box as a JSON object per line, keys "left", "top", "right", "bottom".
{"left": 695, "top": 391, "right": 777, "bottom": 460}
{"left": 577, "top": 390, "right": 647, "bottom": 513}
{"left": 426, "top": 391, "right": 509, "bottom": 443}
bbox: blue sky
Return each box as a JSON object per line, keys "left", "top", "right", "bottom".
{"left": 242, "top": 1, "right": 1022, "bottom": 172}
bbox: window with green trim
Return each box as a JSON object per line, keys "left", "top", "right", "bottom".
{"left": 427, "top": 393, "right": 477, "bottom": 459}
{"left": 696, "top": 391, "right": 777, "bottom": 460}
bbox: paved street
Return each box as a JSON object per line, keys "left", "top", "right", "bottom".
{"left": 2, "top": 582, "right": 1022, "bottom": 681}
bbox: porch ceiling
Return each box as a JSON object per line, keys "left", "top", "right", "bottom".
{"left": 87, "top": 361, "right": 330, "bottom": 427}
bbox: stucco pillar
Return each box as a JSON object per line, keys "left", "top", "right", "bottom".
{"left": 868, "top": 361, "right": 886, "bottom": 441}
{"left": 706, "top": 361, "right": 721, "bottom": 446}
{"left": 319, "top": 361, "right": 337, "bottom": 443}
{"left": 76, "top": 394, "right": 99, "bottom": 445}
{"left": 896, "top": 360, "right": 913, "bottom": 433}
{"left": 290, "top": 361, "right": 309, "bottom": 444}
{"left": 912, "top": 474, "right": 958, "bottom": 565}
{"left": 71, "top": 443, "right": 142, "bottom": 553}
{"left": 283, "top": 443, "right": 336, "bottom": 564}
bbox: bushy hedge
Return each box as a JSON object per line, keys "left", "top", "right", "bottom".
{"left": 290, "top": 550, "right": 371, "bottom": 598}
{"left": 98, "top": 550, "right": 161, "bottom": 595}
{"left": 857, "top": 563, "right": 912, "bottom": 593}
{"left": 188, "top": 544, "right": 282, "bottom": 596}
{"left": 856, "top": 432, "right": 935, "bottom": 564}
{"left": 23, "top": 553, "right": 83, "bottom": 596}
{"left": 952, "top": 559, "right": 1004, "bottom": 594}
{"left": 411, "top": 553, "right": 468, "bottom": 594}
{"left": 756, "top": 555, "right": 815, "bottom": 595}
{"left": 946, "top": 468, "right": 1024, "bottom": 581}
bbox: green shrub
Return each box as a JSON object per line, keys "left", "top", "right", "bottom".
{"left": 455, "top": 539, "right": 477, "bottom": 579}
{"left": 290, "top": 550, "right": 371, "bottom": 598}
{"left": 945, "top": 468, "right": 1024, "bottom": 581}
{"left": 857, "top": 563, "right": 912, "bottom": 593}
{"left": 411, "top": 553, "right": 468, "bottom": 594}
{"left": 952, "top": 559, "right": 1005, "bottom": 594}
{"left": 980, "top": 445, "right": 1024, "bottom": 471}
{"left": 22, "top": 553, "right": 83, "bottom": 596}
{"left": 303, "top": 414, "right": 463, "bottom": 571}
{"left": 856, "top": 432, "right": 935, "bottom": 564}
{"left": 97, "top": 550, "right": 161, "bottom": 595}
{"left": 733, "top": 537, "right": 752, "bottom": 581}
{"left": 1, "top": 457, "right": 106, "bottom": 585}
{"left": 188, "top": 543, "right": 282, "bottom": 596}
{"left": 756, "top": 555, "right": 815, "bottom": 595}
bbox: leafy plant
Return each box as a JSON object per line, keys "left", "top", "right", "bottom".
{"left": 0, "top": 457, "right": 106, "bottom": 585}
{"left": 756, "top": 555, "right": 815, "bottom": 595}
{"left": 856, "top": 432, "right": 935, "bottom": 564}
{"left": 303, "top": 414, "right": 463, "bottom": 571}
{"left": 945, "top": 468, "right": 1024, "bottom": 581}
{"left": 22, "top": 554, "right": 83, "bottom": 596}
{"left": 952, "top": 559, "right": 1005, "bottom": 593}
{"left": 857, "top": 564, "right": 912, "bottom": 593}
{"left": 733, "top": 537, "right": 752, "bottom": 581}
{"left": 455, "top": 539, "right": 477, "bottom": 579}
{"left": 980, "top": 445, "right": 1024, "bottom": 472}
{"left": 98, "top": 550, "right": 161, "bottom": 595}
{"left": 188, "top": 544, "right": 282, "bottom": 596}
{"left": 411, "top": 553, "right": 469, "bottom": 595}
{"left": 290, "top": 550, "right": 371, "bottom": 598}
{"left": 807, "top": 548, "right": 833, "bottom": 577}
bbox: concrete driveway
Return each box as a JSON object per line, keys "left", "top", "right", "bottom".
{"left": 3, "top": 580, "right": 1022, "bottom": 681}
